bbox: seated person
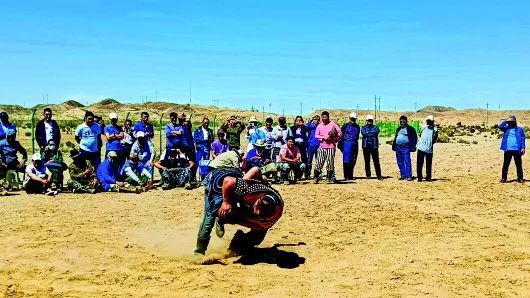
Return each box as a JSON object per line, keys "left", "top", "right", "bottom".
{"left": 210, "top": 129, "right": 229, "bottom": 159}
{"left": 130, "top": 131, "right": 155, "bottom": 169}
{"left": 67, "top": 149, "right": 98, "bottom": 194}
{"left": 23, "top": 153, "right": 57, "bottom": 195}
{"left": 96, "top": 151, "right": 141, "bottom": 193}
{"left": 41, "top": 139, "right": 67, "bottom": 189}
{"left": 0, "top": 132, "right": 27, "bottom": 189}
{"left": 278, "top": 137, "right": 306, "bottom": 184}
{"left": 244, "top": 139, "right": 277, "bottom": 179}
{"left": 154, "top": 148, "right": 195, "bottom": 190}
{"left": 208, "top": 149, "right": 246, "bottom": 170}
{"left": 120, "top": 152, "right": 153, "bottom": 189}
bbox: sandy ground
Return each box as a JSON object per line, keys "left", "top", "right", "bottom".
{"left": 1, "top": 136, "right": 529, "bottom": 297}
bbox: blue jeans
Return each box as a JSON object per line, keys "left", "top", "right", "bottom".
{"left": 306, "top": 145, "right": 319, "bottom": 175}
{"left": 396, "top": 145, "right": 412, "bottom": 179}
{"left": 81, "top": 149, "right": 101, "bottom": 169}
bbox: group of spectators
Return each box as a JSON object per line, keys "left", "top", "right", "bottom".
{"left": 0, "top": 107, "right": 526, "bottom": 196}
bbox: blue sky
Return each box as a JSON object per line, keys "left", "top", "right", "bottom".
{"left": 1, "top": 0, "right": 530, "bottom": 113}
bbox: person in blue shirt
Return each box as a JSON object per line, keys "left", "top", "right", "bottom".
{"left": 305, "top": 115, "right": 320, "bottom": 179}
{"left": 290, "top": 116, "right": 310, "bottom": 179}
{"left": 499, "top": 115, "right": 526, "bottom": 183}
{"left": 165, "top": 112, "right": 183, "bottom": 151}
{"left": 120, "top": 152, "right": 153, "bottom": 188}
{"left": 132, "top": 112, "right": 155, "bottom": 140}
{"left": 245, "top": 139, "right": 273, "bottom": 169}
{"left": 361, "top": 115, "right": 382, "bottom": 179}
{"left": 130, "top": 131, "right": 155, "bottom": 171}
{"left": 75, "top": 111, "right": 102, "bottom": 169}
{"left": 177, "top": 112, "right": 197, "bottom": 180}
{"left": 96, "top": 151, "right": 141, "bottom": 193}
{"left": 0, "top": 112, "right": 17, "bottom": 148}
{"left": 104, "top": 112, "right": 125, "bottom": 162}
{"left": 246, "top": 116, "right": 266, "bottom": 152}
{"left": 391, "top": 115, "right": 418, "bottom": 181}
{"left": 194, "top": 117, "right": 214, "bottom": 180}
{"left": 339, "top": 112, "right": 361, "bottom": 181}
{"left": 0, "top": 132, "right": 27, "bottom": 177}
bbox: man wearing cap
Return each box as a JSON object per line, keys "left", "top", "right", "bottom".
{"left": 339, "top": 112, "right": 361, "bottom": 181}
{"left": 133, "top": 112, "right": 155, "bottom": 140}
{"left": 314, "top": 111, "right": 342, "bottom": 184}
{"left": 96, "top": 151, "right": 140, "bottom": 193}
{"left": 154, "top": 148, "right": 195, "bottom": 190}
{"left": 305, "top": 115, "right": 320, "bottom": 179}
{"left": 392, "top": 116, "right": 418, "bottom": 181}
{"left": 104, "top": 113, "right": 125, "bottom": 162}
{"left": 417, "top": 115, "right": 439, "bottom": 182}
{"left": 246, "top": 116, "right": 266, "bottom": 152}
{"left": 75, "top": 111, "right": 103, "bottom": 169}
{"left": 278, "top": 136, "right": 306, "bottom": 184}
{"left": 194, "top": 166, "right": 284, "bottom": 256}
{"left": 130, "top": 131, "right": 156, "bottom": 171}
{"left": 222, "top": 116, "right": 245, "bottom": 150}
{"left": 211, "top": 129, "right": 229, "bottom": 159}
{"left": 208, "top": 148, "right": 246, "bottom": 170}
{"left": 67, "top": 149, "right": 98, "bottom": 193}
{"left": 499, "top": 115, "right": 526, "bottom": 183}
{"left": 36, "top": 108, "right": 61, "bottom": 151}
{"left": 245, "top": 139, "right": 273, "bottom": 170}
{"left": 23, "top": 153, "right": 56, "bottom": 195}
{"left": 361, "top": 115, "right": 382, "bottom": 179}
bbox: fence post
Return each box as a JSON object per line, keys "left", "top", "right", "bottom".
{"left": 212, "top": 115, "right": 217, "bottom": 133}
{"left": 125, "top": 112, "right": 130, "bottom": 121}
{"left": 159, "top": 114, "right": 164, "bottom": 154}
{"left": 31, "top": 109, "right": 37, "bottom": 154}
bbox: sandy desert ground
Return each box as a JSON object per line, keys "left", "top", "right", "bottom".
{"left": 1, "top": 136, "right": 529, "bottom": 297}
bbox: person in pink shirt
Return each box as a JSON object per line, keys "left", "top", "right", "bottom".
{"left": 314, "top": 111, "right": 342, "bottom": 183}
{"left": 278, "top": 136, "right": 306, "bottom": 184}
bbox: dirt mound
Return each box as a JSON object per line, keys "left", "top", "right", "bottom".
{"left": 418, "top": 106, "right": 456, "bottom": 113}
{"left": 62, "top": 100, "right": 85, "bottom": 108}
{"left": 89, "top": 98, "right": 123, "bottom": 109}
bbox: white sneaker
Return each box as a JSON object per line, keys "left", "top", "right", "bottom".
{"left": 45, "top": 188, "right": 55, "bottom": 196}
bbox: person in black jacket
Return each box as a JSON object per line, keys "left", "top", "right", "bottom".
{"left": 391, "top": 116, "right": 418, "bottom": 181}
{"left": 290, "top": 116, "right": 310, "bottom": 179}
{"left": 35, "top": 108, "right": 61, "bottom": 150}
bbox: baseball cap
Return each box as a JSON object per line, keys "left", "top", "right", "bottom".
{"left": 366, "top": 115, "right": 374, "bottom": 121}
{"left": 107, "top": 151, "right": 118, "bottom": 158}
{"left": 31, "top": 153, "right": 41, "bottom": 161}
{"left": 254, "top": 139, "right": 266, "bottom": 147}
{"left": 109, "top": 112, "right": 118, "bottom": 119}
{"left": 312, "top": 115, "right": 320, "bottom": 121}
{"left": 136, "top": 131, "right": 145, "bottom": 138}
{"left": 426, "top": 115, "right": 434, "bottom": 121}
{"left": 349, "top": 112, "right": 357, "bottom": 119}
{"left": 506, "top": 115, "right": 517, "bottom": 122}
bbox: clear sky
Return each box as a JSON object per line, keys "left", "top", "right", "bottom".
{"left": 1, "top": 0, "right": 530, "bottom": 114}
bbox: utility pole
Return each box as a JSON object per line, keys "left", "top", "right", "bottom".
{"left": 486, "top": 102, "right": 489, "bottom": 125}
{"left": 300, "top": 101, "right": 303, "bottom": 116}
{"left": 356, "top": 104, "right": 359, "bottom": 115}
{"left": 378, "top": 96, "right": 381, "bottom": 120}
{"left": 414, "top": 102, "right": 418, "bottom": 111}
{"left": 155, "top": 89, "right": 158, "bottom": 101}
{"left": 374, "top": 94, "right": 378, "bottom": 122}
{"left": 189, "top": 81, "right": 192, "bottom": 111}
{"left": 262, "top": 105, "right": 265, "bottom": 121}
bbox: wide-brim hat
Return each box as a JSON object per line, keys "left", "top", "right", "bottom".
{"left": 249, "top": 116, "right": 258, "bottom": 123}
{"left": 254, "top": 139, "right": 266, "bottom": 147}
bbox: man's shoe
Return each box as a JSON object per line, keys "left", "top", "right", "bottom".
{"left": 283, "top": 180, "right": 289, "bottom": 185}
{"left": 500, "top": 179, "right": 507, "bottom": 183}
{"left": 215, "top": 219, "right": 225, "bottom": 238}
{"left": 194, "top": 237, "right": 210, "bottom": 255}
{"left": 417, "top": 178, "right": 423, "bottom": 182}
{"left": 517, "top": 179, "right": 525, "bottom": 183}
{"left": 406, "top": 178, "right": 413, "bottom": 181}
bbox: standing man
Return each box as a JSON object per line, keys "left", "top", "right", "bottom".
{"left": 133, "top": 112, "right": 155, "bottom": 140}
{"left": 104, "top": 113, "right": 124, "bottom": 161}
{"left": 305, "top": 115, "right": 320, "bottom": 179}
{"left": 75, "top": 111, "right": 102, "bottom": 169}
{"left": 246, "top": 116, "right": 266, "bottom": 152}
{"left": 222, "top": 116, "right": 245, "bottom": 150}
{"left": 121, "top": 119, "right": 134, "bottom": 159}
{"left": 361, "top": 115, "right": 382, "bottom": 179}
{"left": 194, "top": 117, "right": 214, "bottom": 180}
{"left": 392, "top": 116, "right": 418, "bottom": 181}
{"left": 417, "top": 115, "right": 439, "bottom": 182}
{"left": 36, "top": 108, "right": 61, "bottom": 150}
{"left": 499, "top": 115, "right": 526, "bottom": 183}
{"left": 272, "top": 117, "right": 293, "bottom": 163}
{"left": 314, "top": 111, "right": 342, "bottom": 184}
{"left": 258, "top": 117, "right": 275, "bottom": 159}
{"left": 339, "top": 112, "right": 361, "bottom": 181}
{"left": 165, "top": 112, "right": 182, "bottom": 151}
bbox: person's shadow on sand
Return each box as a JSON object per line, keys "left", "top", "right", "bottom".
{"left": 234, "top": 242, "right": 306, "bottom": 269}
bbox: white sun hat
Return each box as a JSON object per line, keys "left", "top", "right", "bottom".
{"left": 109, "top": 112, "right": 118, "bottom": 119}
{"left": 426, "top": 115, "right": 434, "bottom": 121}
{"left": 366, "top": 114, "right": 374, "bottom": 121}
{"left": 136, "top": 131, "right": 145, "bottom": 138}
{"left": 31, "top": 153, "right": 42, "bottom": 161}
{"left": 349, "top": 112, "right": 357, "bottom": 119}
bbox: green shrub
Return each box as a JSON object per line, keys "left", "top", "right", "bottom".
{"left": 457, "top": 139, "right": 470, "bottom": 144}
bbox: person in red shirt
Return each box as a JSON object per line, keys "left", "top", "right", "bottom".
{"left": 194, "top": 167, "right": 284, "bottom": 255}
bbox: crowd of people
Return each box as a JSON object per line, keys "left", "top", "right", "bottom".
{"left": 0, "top": 108, "right": 527, "bottom": 196}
